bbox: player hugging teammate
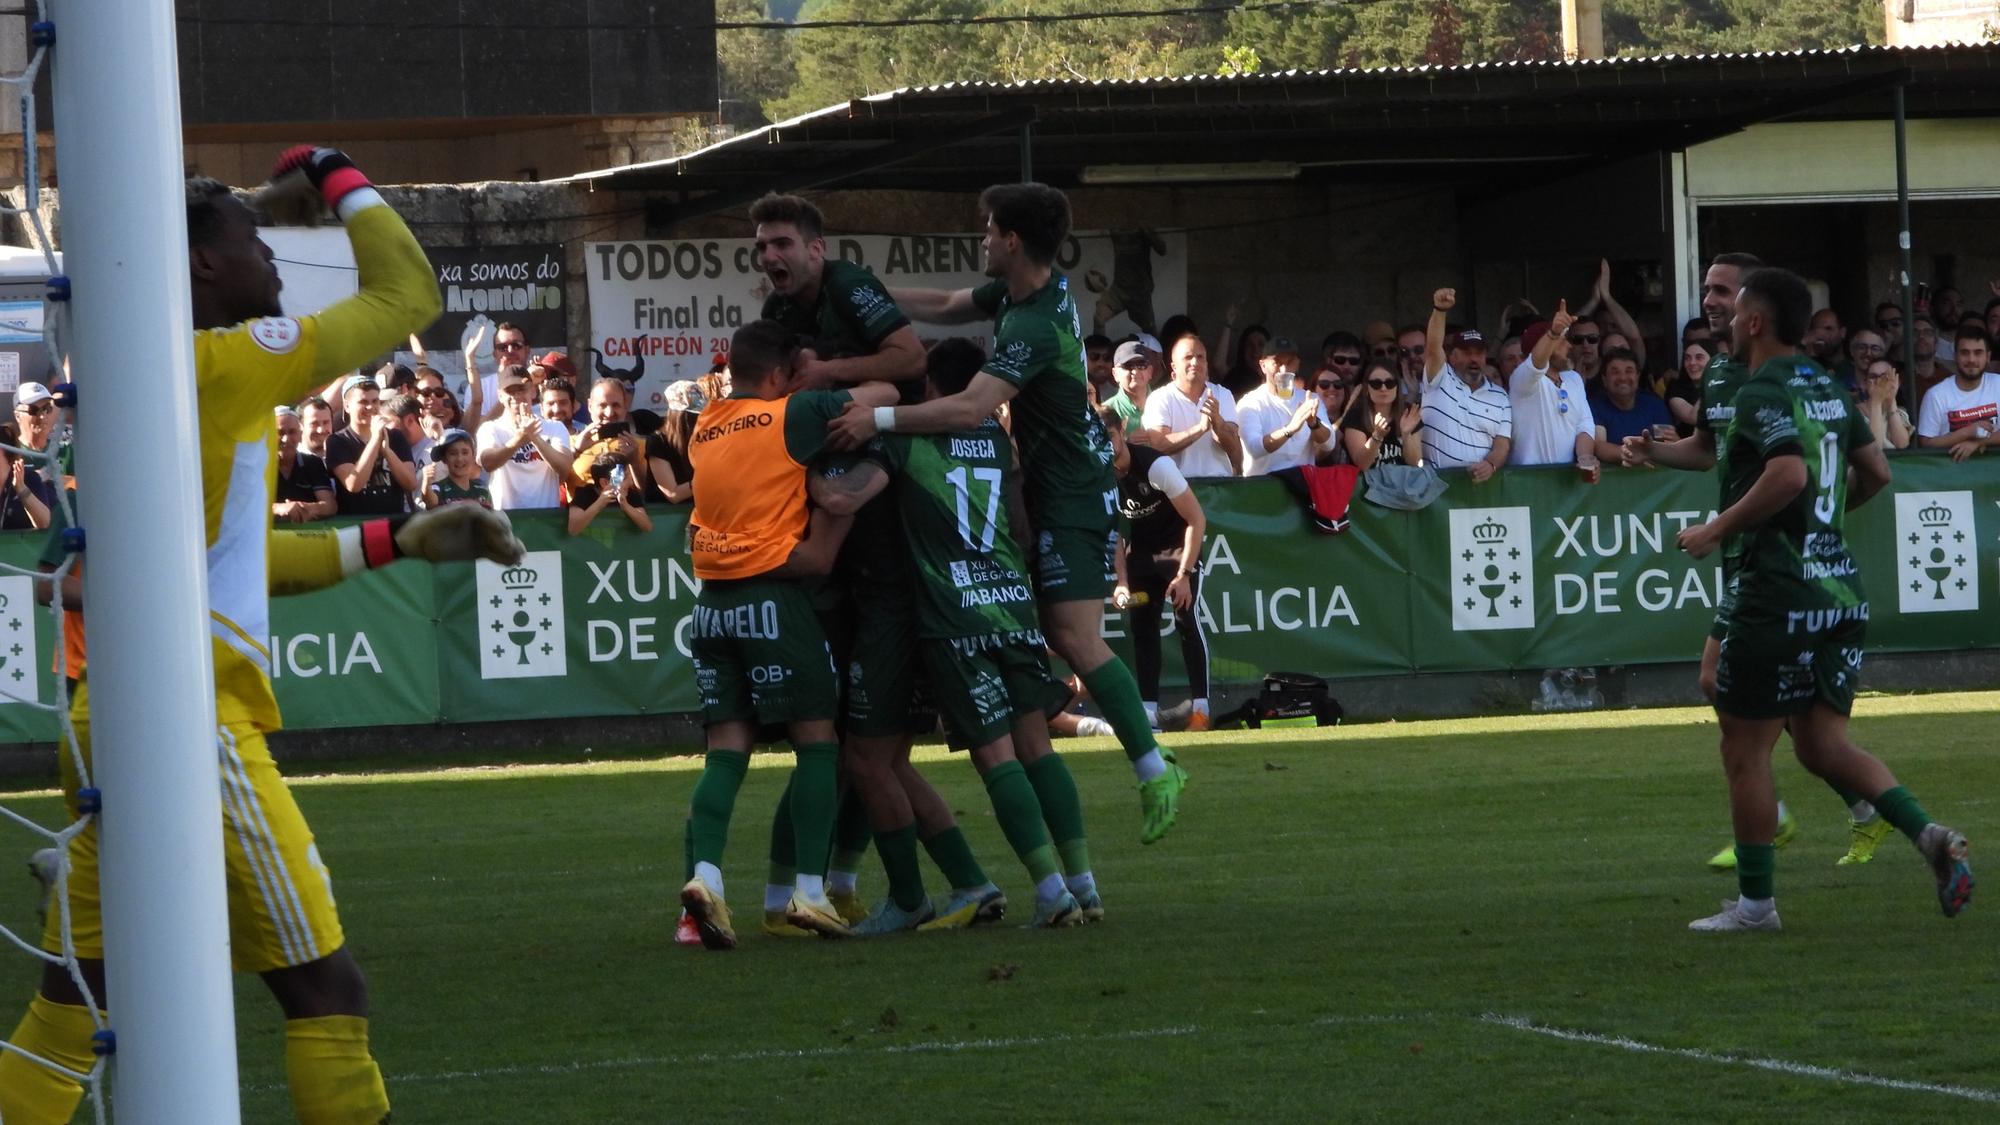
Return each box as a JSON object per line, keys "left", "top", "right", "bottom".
{"left": 674, "top": 185, "right": 1190, "bottom": 948}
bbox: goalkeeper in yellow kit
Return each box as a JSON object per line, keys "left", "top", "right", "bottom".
{"left": 0, "top": 148, "right": 523, "bottom": 1124}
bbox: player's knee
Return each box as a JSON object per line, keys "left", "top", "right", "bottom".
{"left": 264, "top": 949, "right": 369, "bottom": 1020}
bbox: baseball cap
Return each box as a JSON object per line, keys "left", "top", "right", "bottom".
{"left": 1260, "top": 336, "right": 1300, "bottom": 359}
{"left": 1447, "top": 328, "right": 1487, "bottom": 351}
{"left": 339, "top": 374, "right": 379, "bottom": 398}
{"left": 1113, "top": 341, "right": 1148, "bottom": 368}
{"left": 1134, "top": 332, "right": 1163, "bottom": 354}
{"left": 534, "top": 351, "right": 579, "bottom": 381}
{"left": 273, "top": 405, "right": 299, "bottom": 420}
{"left": 1520, "top": 321, "right": 1552, "bottom": 355}
{"left": 375, "top": 361, "right": 415, "bottom": 388}
{"left": 14, "top": 382, "right": 51, "bottom": 407}
{"left": 496, "top": 364, "right": 532, "bottom": 391}
{"left": 437, "top": 427, "right": 473, "bottom": 451}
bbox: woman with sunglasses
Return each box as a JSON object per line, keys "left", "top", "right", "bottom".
{"left": 1339, "top": 358, "right": 1422, "bottom": 470}
{"left": 1311, "top": 367, "right": 1350, "bottom": 437}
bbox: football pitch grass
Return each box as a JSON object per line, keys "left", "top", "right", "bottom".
{"left": 3, "top": 691, "right": 1997, "bottom": 1122}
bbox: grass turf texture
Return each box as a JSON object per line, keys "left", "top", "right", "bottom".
{"left": 3, "top": 692, "right": 1996, "bottom": 1121}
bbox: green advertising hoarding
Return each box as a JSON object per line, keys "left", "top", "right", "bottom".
{"left": 0, "top": 455, "right": 1992, "bottom": 744}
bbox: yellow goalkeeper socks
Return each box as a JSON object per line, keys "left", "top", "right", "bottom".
{"left": 0, "top": 995, "right": 99, "bottom": 1125}
{"left": 286, "top": 1014, "right": 391, "bottom": 1125}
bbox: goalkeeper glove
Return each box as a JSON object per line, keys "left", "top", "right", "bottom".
{"left": 257, "top": 145, "right": 377, "bottom": 225}
{"left": 343, "top": 507, "right": 525, "bottom": 575}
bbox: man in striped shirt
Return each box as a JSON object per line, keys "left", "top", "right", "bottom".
{"left": 1419, "top": 288, "right": 1512, "bottom": 480}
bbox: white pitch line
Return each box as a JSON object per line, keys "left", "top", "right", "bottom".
{"left": 248, "top": 1023, "right": 1201, "bottom": 1092}
{"left": 1479, "top": 1014, "right": 2000, "bottom": 1105}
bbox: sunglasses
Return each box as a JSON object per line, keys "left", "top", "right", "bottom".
{"left": 1570, "top": 334, "right": 1601, "bottom": 346}
{"left": 1364, "top": 378, "right": 1398, "bottom": 390}
{"left": 1316, "top": 379, "right": 1341, "bottom": 390}
{"left": 495, "top": 340, "right": 528, "bottom": 351}
{"left": 417, "top": 387, "right": 450, "bottom": 398}
{"left": 17, "top": 402, "right": 54, "bottom": 416}
{"left": 1398, "top": 346, "right": 1424, "bottom": 358}
{"left": 1328, "top": 354, "right": 1361, "bottom": 366}
{"left": 1558, "top": 386, "right": 1572, "bottom": 414}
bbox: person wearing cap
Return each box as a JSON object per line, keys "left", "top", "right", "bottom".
{"left": 1102, "top": 339, "right": 1153, "bottom": 432}
{"left": 419, "top": 427, "right": 492, "bottom": 509}
{"left": 11, "top": 382, "right": 58, "bottom": 459}
{"left": 1505, "top": 303, "right": 1600, "bottom": 475}
{"left": 273, "top": 405, "right": 336, "bottom": 522}
{"left": 1140, "top": 333, "right": 1242, "bottom": 478}
{"left": 326, "top": 373, "right": 420, "bottom": 514}
{"left": 1419, "top": 288, "right": 1511, "bottom": 479}
{"left": 476, "top": 363, "right": 573, "bottom": 509}
{"left": 1236, "top": 335, "right": 1334, "bottom": 476}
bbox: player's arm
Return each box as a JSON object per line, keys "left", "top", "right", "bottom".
{"left": 227, "top": 148, "right": 442, "bottom": 406}
{"left": 805, "top": 325, "right": 926, "bottom": 386}
{"left": 887, "top": 286, "right": 981, "bottom": 325}
{"left": 767, "top": 506, "right": 854, "bottom": 579}
{"left": 827, "top": 373, "right": 1014, "bottom": 448}
{"left": 1846, "top": 441, "right": 1891, "bottom": 510}
{"left": 1626, "top": 426, "right": 1715, "bottom": 470}
{"left": 806, "top": 460, "right": 891, "bottom": 516}
{"left": 267, "top": 507, "right": 524, "bottom": 596}
{"left": 1679, "top": 389, "right": 1805, "bottom": 558}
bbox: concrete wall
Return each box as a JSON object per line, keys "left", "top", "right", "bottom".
{"left": 1884, "top": 0, "right": 2000, "bottom": 46}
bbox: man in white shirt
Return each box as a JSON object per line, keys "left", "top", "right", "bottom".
{"left": 1140, "top": 333, "right": 1242, "bottom": 478}
{"left": 1418, "top": 288, "right": 1511, "bottom": 479}
{"left": 1505, "top": 303, "right": 1599, "bottom": 474}
{"left": 476, "top": 363, "right": 574, "bottom": 508}
{"left": 1917, "top": 323, "right": 2000, "bottom": 463}
{"left": 1236, "top": 336, "right": 1333, "bottom": 475}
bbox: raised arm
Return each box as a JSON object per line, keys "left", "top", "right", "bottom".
{"left": 826, "top": 373, "right": 1015, "bottom": 449}
{"left": 1425, "top": 288, "right": 1454, "bottom": 383}
{"left": 807, "top": 460, "right": 892, "bottom": 516}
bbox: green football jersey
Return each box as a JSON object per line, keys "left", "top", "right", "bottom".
{"left": 971, "top": 275, "right": 1116, "bottom": 532}
{"left": 871, "top": 420, "right": 1039, "bottom": 640}
{"left": 761, "top": 258, "right": 909, "bottom": 357}
{"left": 1695, "top": 351, "right": 1751, "bottom": 577}
{"left": 1720, "top": 355, "right": 1873, "bottom": 623}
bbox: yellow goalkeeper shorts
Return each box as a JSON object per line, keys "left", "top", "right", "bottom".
{"left": 45, "top": 687, "right": 346, "bottom": 975}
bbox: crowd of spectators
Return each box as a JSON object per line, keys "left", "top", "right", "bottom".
{"left": 252, "top": 281, "right": 2000, "bottom": 533}
{"left": 1073, "top": 269, "right": 2000, "bottom": 487}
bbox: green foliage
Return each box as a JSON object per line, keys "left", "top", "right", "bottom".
{"left": 731, "top": 1, "right": 1890, "bottom": 121}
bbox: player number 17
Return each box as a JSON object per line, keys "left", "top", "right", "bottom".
{"left": 945, "top": 465, "right": 1003, "bottom": 552}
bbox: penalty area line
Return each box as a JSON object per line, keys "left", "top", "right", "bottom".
{"left": 1478, "top": 1014, "right": 2000, "bottom": 1105}
{"left": 250, "top": 1023, "right": 1202, "bottom": 1091}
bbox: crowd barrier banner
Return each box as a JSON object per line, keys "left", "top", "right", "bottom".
{"left": 1, "top": 455, "right": 1992, "bottom": 743}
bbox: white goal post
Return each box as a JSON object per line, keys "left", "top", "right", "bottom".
{"left": 50, "top": 0, "right": 241, "bottom": 1118}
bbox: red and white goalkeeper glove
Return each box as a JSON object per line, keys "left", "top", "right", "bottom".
{"left": 258, "top": 145, "right": 380, "bottom": 225}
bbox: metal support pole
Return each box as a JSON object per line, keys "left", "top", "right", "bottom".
{"left": 1018, "top": 122, "right": 1034, "bottom": 183}
{"left": 50, "top": 0, "right": 241, "bottom": 1117}
{"left": 1894, "top": 83, "right": 1917, "bottom": 416}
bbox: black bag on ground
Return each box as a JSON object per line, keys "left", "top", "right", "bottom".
{"left": 1216, "top": 672, "right": 1343, "bottom": 729}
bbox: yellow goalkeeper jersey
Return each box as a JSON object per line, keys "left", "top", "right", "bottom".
{"left": 196, "top": 198, "right": 440, "bottom": 732}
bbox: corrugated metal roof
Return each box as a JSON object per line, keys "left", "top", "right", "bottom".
{"left": 562, "top": 41, "right": 2000, "bottom": 192}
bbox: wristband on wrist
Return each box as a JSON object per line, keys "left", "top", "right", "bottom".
{"left": 873, "top": 405, "right": 898, "bottom": 433}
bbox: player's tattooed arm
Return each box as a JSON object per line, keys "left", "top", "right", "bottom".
{"left": 806, "top": 460, "right": 890, "bottom": 516}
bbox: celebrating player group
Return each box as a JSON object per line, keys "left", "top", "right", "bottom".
{"left": 675, "top": 185, "right": 1188, "bottom": 948}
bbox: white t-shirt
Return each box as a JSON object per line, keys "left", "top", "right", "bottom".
{"left": 1140, "top": 381, "right": 1241, "bottom": 478}
{"left": 1505, "top": 359, "right": 1596, "bottom": 466}
{"left": 1916, "top": 373, "right": 2000, "bottom": 439}
{"left": 1236, "top": 382, "right": 1332, "bottom": 475}
{"left": 476, "top": 416, "right": 572, "bottom": 510}
{"left": 1419, "top": 366, "right": 1512, "bottom": 469}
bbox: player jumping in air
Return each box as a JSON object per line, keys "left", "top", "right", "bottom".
{"left": 828, "top": 183, "right": 1190, "bottom": 846}
{"left": 1672, "top": 266, "right": 1971, "bottom": 933}
{"left": 0, "top": 148, "right": 524, "bottom": 1125}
